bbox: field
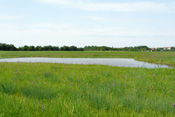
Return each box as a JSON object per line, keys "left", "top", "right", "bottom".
{"left": 0, "top": 51, "right": 175, "bottom": 66}
{"left": 0, "top": 51, "right": 175, "bottom": 116}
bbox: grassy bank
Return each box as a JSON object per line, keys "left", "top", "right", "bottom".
{"left": 0, "top": 51, "right": 175, "bottom": 66}
{"left": 0, "top": 62, "right": 175, "bottom": 116}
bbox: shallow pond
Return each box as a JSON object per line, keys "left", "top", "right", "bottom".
{"left": 0, "top": 57, "right": 171, "bottom": 68}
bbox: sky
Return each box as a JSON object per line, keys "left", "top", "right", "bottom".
{"left": 0, "top": 0, "right": 175, "bottom": 47}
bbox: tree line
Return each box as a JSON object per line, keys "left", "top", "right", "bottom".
{"left": 0, "top": 43, "right": 175, "bottom": 51}
{"left": 18, "top": 45, "right": 84, "bottom": 51}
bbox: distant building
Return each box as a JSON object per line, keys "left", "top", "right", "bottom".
{"left": 149, "top": 47, "right": 171, "bottom": 51}
{"left": 163, "top": 47, "right": 171, "bottom": 50}
{"left": 150, "top": 48, "right": 155, "bottom": 50}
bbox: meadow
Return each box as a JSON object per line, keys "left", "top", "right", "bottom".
{"left": 0, "top": 51, "right": 175, "bottom": 116}
{"left": 0, "top": 62, "right": 175, "bottom": 116}
{"left": 0, "top": 51, "right": 175, "bottom": 66}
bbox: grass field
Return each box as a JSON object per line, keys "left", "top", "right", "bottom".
{"left": 0, "top": 51, "right": 175, "bottom": 116}
{"left": 0, "top": 62, "right": 175, "bottom": 116}
{"left": 0, "top": 51, "right": 175, "bottom": 66}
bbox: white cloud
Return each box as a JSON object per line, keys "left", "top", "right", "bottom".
{"left": 36, "top": 0, "right": 175, "bottom": 12}
{"left": 85, "top": 16, "right": 104, "bottom": 20}
{"left": 0, "top": 15, "right": 23, "bottom": 20}
{"left": 37, "top": 0, "right": 75, "bottom": 6}
{"left": 27, "top": 24, "right": 74, "bottom": 31}
{"left": 0, "top": 23, "right": 175, "bottom": 47}
{"left": 0, "top": 24, "right": 22, "bottom": 30}
{"left": 1, "top": 23, "right": 175, "bottom": 38}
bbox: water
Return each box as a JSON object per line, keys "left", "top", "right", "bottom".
{"left": 0, "top": 57, "right": 171, "bottom": 68}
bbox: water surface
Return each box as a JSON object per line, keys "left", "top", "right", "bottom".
{"left": 0, "top": 57, "right": 171, "bottom": 68}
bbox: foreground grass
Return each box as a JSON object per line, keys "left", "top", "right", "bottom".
{"left": 0, "top": 51, "right": 175, "bottom": 66}
{"left": 0, "top": 62, "right": 175, "bottom": 116}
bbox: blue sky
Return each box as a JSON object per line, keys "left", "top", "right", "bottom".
{"left": 0, "top": 0, "right": 175, "bottom": 47}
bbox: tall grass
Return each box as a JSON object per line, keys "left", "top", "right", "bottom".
{"left": 0, "top": 62, "right": 175, "bottom": 116}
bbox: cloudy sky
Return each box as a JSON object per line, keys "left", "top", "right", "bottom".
{"left": 0, "top": 0, "right": 175, "bottom": 47}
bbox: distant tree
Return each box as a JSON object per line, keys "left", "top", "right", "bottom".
{"left": 60, "top": 46, "right": 70, "bottom": 51}
{"left": 70, "top": 46, "right": 77, "bottom": 51}
{"left": 155, "top": 48, "right": 163, "bottom": 51}
{"left": 43, "top": 46, "right": 49, "bottom": 51}
{"left": 122, "top": 47, "right": 129, "bottom": 51}
{"left": 77, "top": 47, "right": 84, "bottom": 51}
{"left": 171, "top": 47, "right": 175, "bottom": 51}
{"left": 0, "top": 43, "right": 162, "bottom": 52}
{"left": 36, "top": 46, "right": 43, "bottom": 51}
{"left": 0, "top": 43, "right": 16, "bottom": 51}
{"left": 24, "top": 45, "right": 29, "bottom": 51}
{"left": 28, "top": 46, "right": 35, "bottom": 51}
{"left": 128, "top": 47, "right": 134, "bottom": 51}
{"left": 52, "top": 46, "right": 59, "bottom": 51}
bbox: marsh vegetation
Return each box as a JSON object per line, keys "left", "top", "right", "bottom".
{"left": 0, "top": 62, "right": 175, "bottom": 116}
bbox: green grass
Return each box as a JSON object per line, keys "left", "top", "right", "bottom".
{"left": 0, "top": 62, "right": 175, "bottom": 116}
{"left": 0, "top": 51, "right": 175, "bottom": 66}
